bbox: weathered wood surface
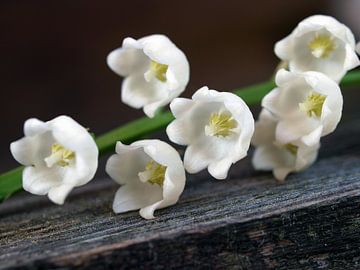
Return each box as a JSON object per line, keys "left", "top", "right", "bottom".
{"left": 0, "top": 109, "right": 360, "bottom": 269}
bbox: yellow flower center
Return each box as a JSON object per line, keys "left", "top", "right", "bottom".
{"left": 45, "top": 143, "right": 75, "bottom": 167}
{"left": 149, "top": 60, "right": 168, "bottom": 82}
{"left": 308, "top": 34, "right": 336, "bottom": 59}
{"left": 205, "top": 111, "right": 238, "bottom": 137}
{"left": 299, "top": 91, "right": 326, "bottom": 118}
{"left": 284, "top": 143, "right": 298, "bottom": 155}
{"left": 138, "top": 160, "right": 166, "bottom": 187}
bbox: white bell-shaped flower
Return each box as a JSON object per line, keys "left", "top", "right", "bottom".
{"left": 106, "top": 139, "right": 186, "bottom": 219}
{"left": 252, "top": 109, "right": 320, "bottom": 181}
{"left": 262, "top": 69, "right": 343, "bottom": 147}
{"left": 10, "top": 116, "right": 98, "bottom": 204}
{"left": 166, "top": 86, "right": 254, "bottom": 180}
{"left": 107, "top": 34, "right": 190, "bottom": 117}
{"left": 275, "top": 15, "right": 359, "bottom": 82}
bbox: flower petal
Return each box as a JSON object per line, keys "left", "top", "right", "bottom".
{"left": 49, "top": 116, "right": 98, "bottom": 156}
{"left": 252, "top": 145, "right": 294, "bottom": 171}
{"left": 344, "top": 43, "right": 360, "bottom": 71}
{"left": 274, "top": 36, "right": 293, "bottom": 60}
{"left": 300, "top": 126, "right": 323, "bottom": 146}
{"left": 140, "top": 35, "right": 189, "bottom": 89}
{"left": 107, "top": 34, "right": 190, "bottom": 116}
{"left": 23, "top": 166, "right": 61, "bottom": 195}
{"left": 304, "top": 71, "right": 343, "bottom": 136}
{"left": 140, "top": 165, "right": 186, "bottom": 219}
{"left": 166, "top": 118, "right": 193, "bottom": 145}
{"left": 139, "top": 201, "right": 163, "bottom": 219}
{"left": 113, "top": 183, "right": 162, "bottom": 215}
{"left": 251, "top": 109, "right": 277, "bottom": 146}
{"left": 274, "top": 15, "right": 358, "bottom": 82}
{"left": 302, "top": 15, "right": 356, "bottom": 46}
{"left": 273, "top": 168, "right": 292, "bottom": 181}
{"left": 183, "top": 140, "right": 213, "bottom": 174}
{"left": 169, "top": 98, "right": 194, "bottom": 118}
{"left": 191, "top": 86, "right": 219, "bottom": 102}
{"left": 48, "top": 184, "right": 74, "bottom": 205}
{"left": 121, "top": 72, "right": 168, "bottom": 114}
{"left": 168, "top": 87, "right": 254, "bottom": 179}
{"left": 275, "top": 116, "right": 319, "bottom": 145}
{"left": 107, "top": 45, "right": 148, "bottom": 77}
{"left": 208, "top": 158, "right": 232, "bottom": 180}
{"left": 106, "top": 141, "right": 149, "bottom": 185}
{"left": 263, "top": 71, "right": 309, "bottom": 118}
{"left": 62, "top": 155, "right": 96, "bottom": 186}
{"left": 224, "top": 96, "right": 255, "bottom": 160}
{"left": 24, "top": 118, "right": 48, "bottom": 137}
{"left": 143, "top": 100, "right": 168, "bottom": 118}
{"left": 10, "top": 137, "right": 39, "bottom": 166}
{"left": 138, "top": 139, "right": 182, "bottom": 168}
{"left": 12, "top": 115, "right": 98, "bottom": 204}
{"left": 295, "top": 143, "right": 319, "bottom": 170}
{"left": 47, "top": 116, "right": 99, "bottom": 187}
{"left": 274, "top": 68, "right": 299, "bottom": 87}
{"left": 109, "top": 139, "right": 186, "bottom": 219}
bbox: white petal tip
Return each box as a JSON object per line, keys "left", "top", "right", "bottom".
{"left": 48, "top": 185, "right": 73, "bottom": 205}
{"left": 139, "top": 208, "right": 155, "bottom": 220}
{"left": 209, "top": 172, "right": 227, "bottom": 180}
{"left": 273, "top": 168, "right": 290, "bottom": 181}
{"left": 143, "top": 105, "right": 158, "bottom": 118}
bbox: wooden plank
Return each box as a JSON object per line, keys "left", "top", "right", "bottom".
{"left": 0, "top": 115, "right": 360, "bottom": 269}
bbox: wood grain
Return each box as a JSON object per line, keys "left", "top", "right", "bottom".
{"left": 0, "top": 109, "right": 360, "bottom": 269}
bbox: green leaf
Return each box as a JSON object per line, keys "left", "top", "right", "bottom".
{"left": 0, "top": 167, "right": 23, "bottom": 202}
{"left": 1, "top": 70, "right": 360, "bottom": 202}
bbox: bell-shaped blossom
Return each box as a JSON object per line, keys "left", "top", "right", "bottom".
{"left": 10, "top": 116, "right": 98, "bottom": 204}
{"left": 166, "top": 86, "right": 254, "bottom": 180}
{"left": 106, "top": 139, "right": 186, "bottom": 219}
{"left": 275, "top": 15, "right": 359, "bottom": 82}
{"left": 262, "top": 69, "right": 343, "bottom": 147}
{"left": 107, "top": 34, "right": 190, "bottom": 117}
{"left": 252, "top": 109, "right": 320, "bottom": 181}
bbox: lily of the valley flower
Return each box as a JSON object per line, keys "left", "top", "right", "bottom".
{"left": 10, "top": 116, "right": 98, "bottom": 204}
{"left": 107, "top": 34, "right": 190, "bottom": 118}
{"left": 166, "top": 86, "right": 254, "bottom": 180}
{"left": 262, "top": 69, "right": 343, "bottom": 147}
{"left": 106, "top": 139, "right": 186, "bottom": 219}
{"left": 252, "top": 109, "right": 320, "bottom": 181}
{"left": 275, "top": 15, "right": 359, "bottom": 82}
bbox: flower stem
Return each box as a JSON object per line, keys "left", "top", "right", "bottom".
{"left": 0, "top": 166, "right": 23, "bottom": 201}
{"left": 96, "top": 111, "right": 174, "bottom": 155}
{"left": 1, "top": 70, "right": 360, "bottom": 202}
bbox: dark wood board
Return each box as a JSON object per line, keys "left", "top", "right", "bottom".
{"left": 0, "top": 102, "right": 360, "bottom": 269}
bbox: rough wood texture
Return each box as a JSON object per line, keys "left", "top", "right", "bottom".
{"left": 0, "top": 112, "right": 360, "bottom": 269}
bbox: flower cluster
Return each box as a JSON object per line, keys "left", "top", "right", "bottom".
{"left": 166, "top": 87, "right": 254, "bottom": 180}
{"left": 107, "top": 34, "right": 190, "bottom": 118}
{"left": 104, "top": 87, "right": 254, "bottom": 219}
{"left": 106, "top": 140, "right": 185, "bottom": 219}
{"left": 275, "top": 15, "right": 359, "bottom": 82}
{"left": 252, "top": 15, "right": 359, "bottom": 181}
{"left": 8, "top": 15, "right": 360, "bottom": 219}
{"left": 10, "top": 116, "right": 98, "bottom": 204}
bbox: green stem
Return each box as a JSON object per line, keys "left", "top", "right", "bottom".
{"left": 96, "top": 111, "right": 174, "bottom": 155}
{"left": 1, "top": 70, "right": 360, "bottom": 201}
{"left": 0, "top": 167, "right": 23, "bottom": 201}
